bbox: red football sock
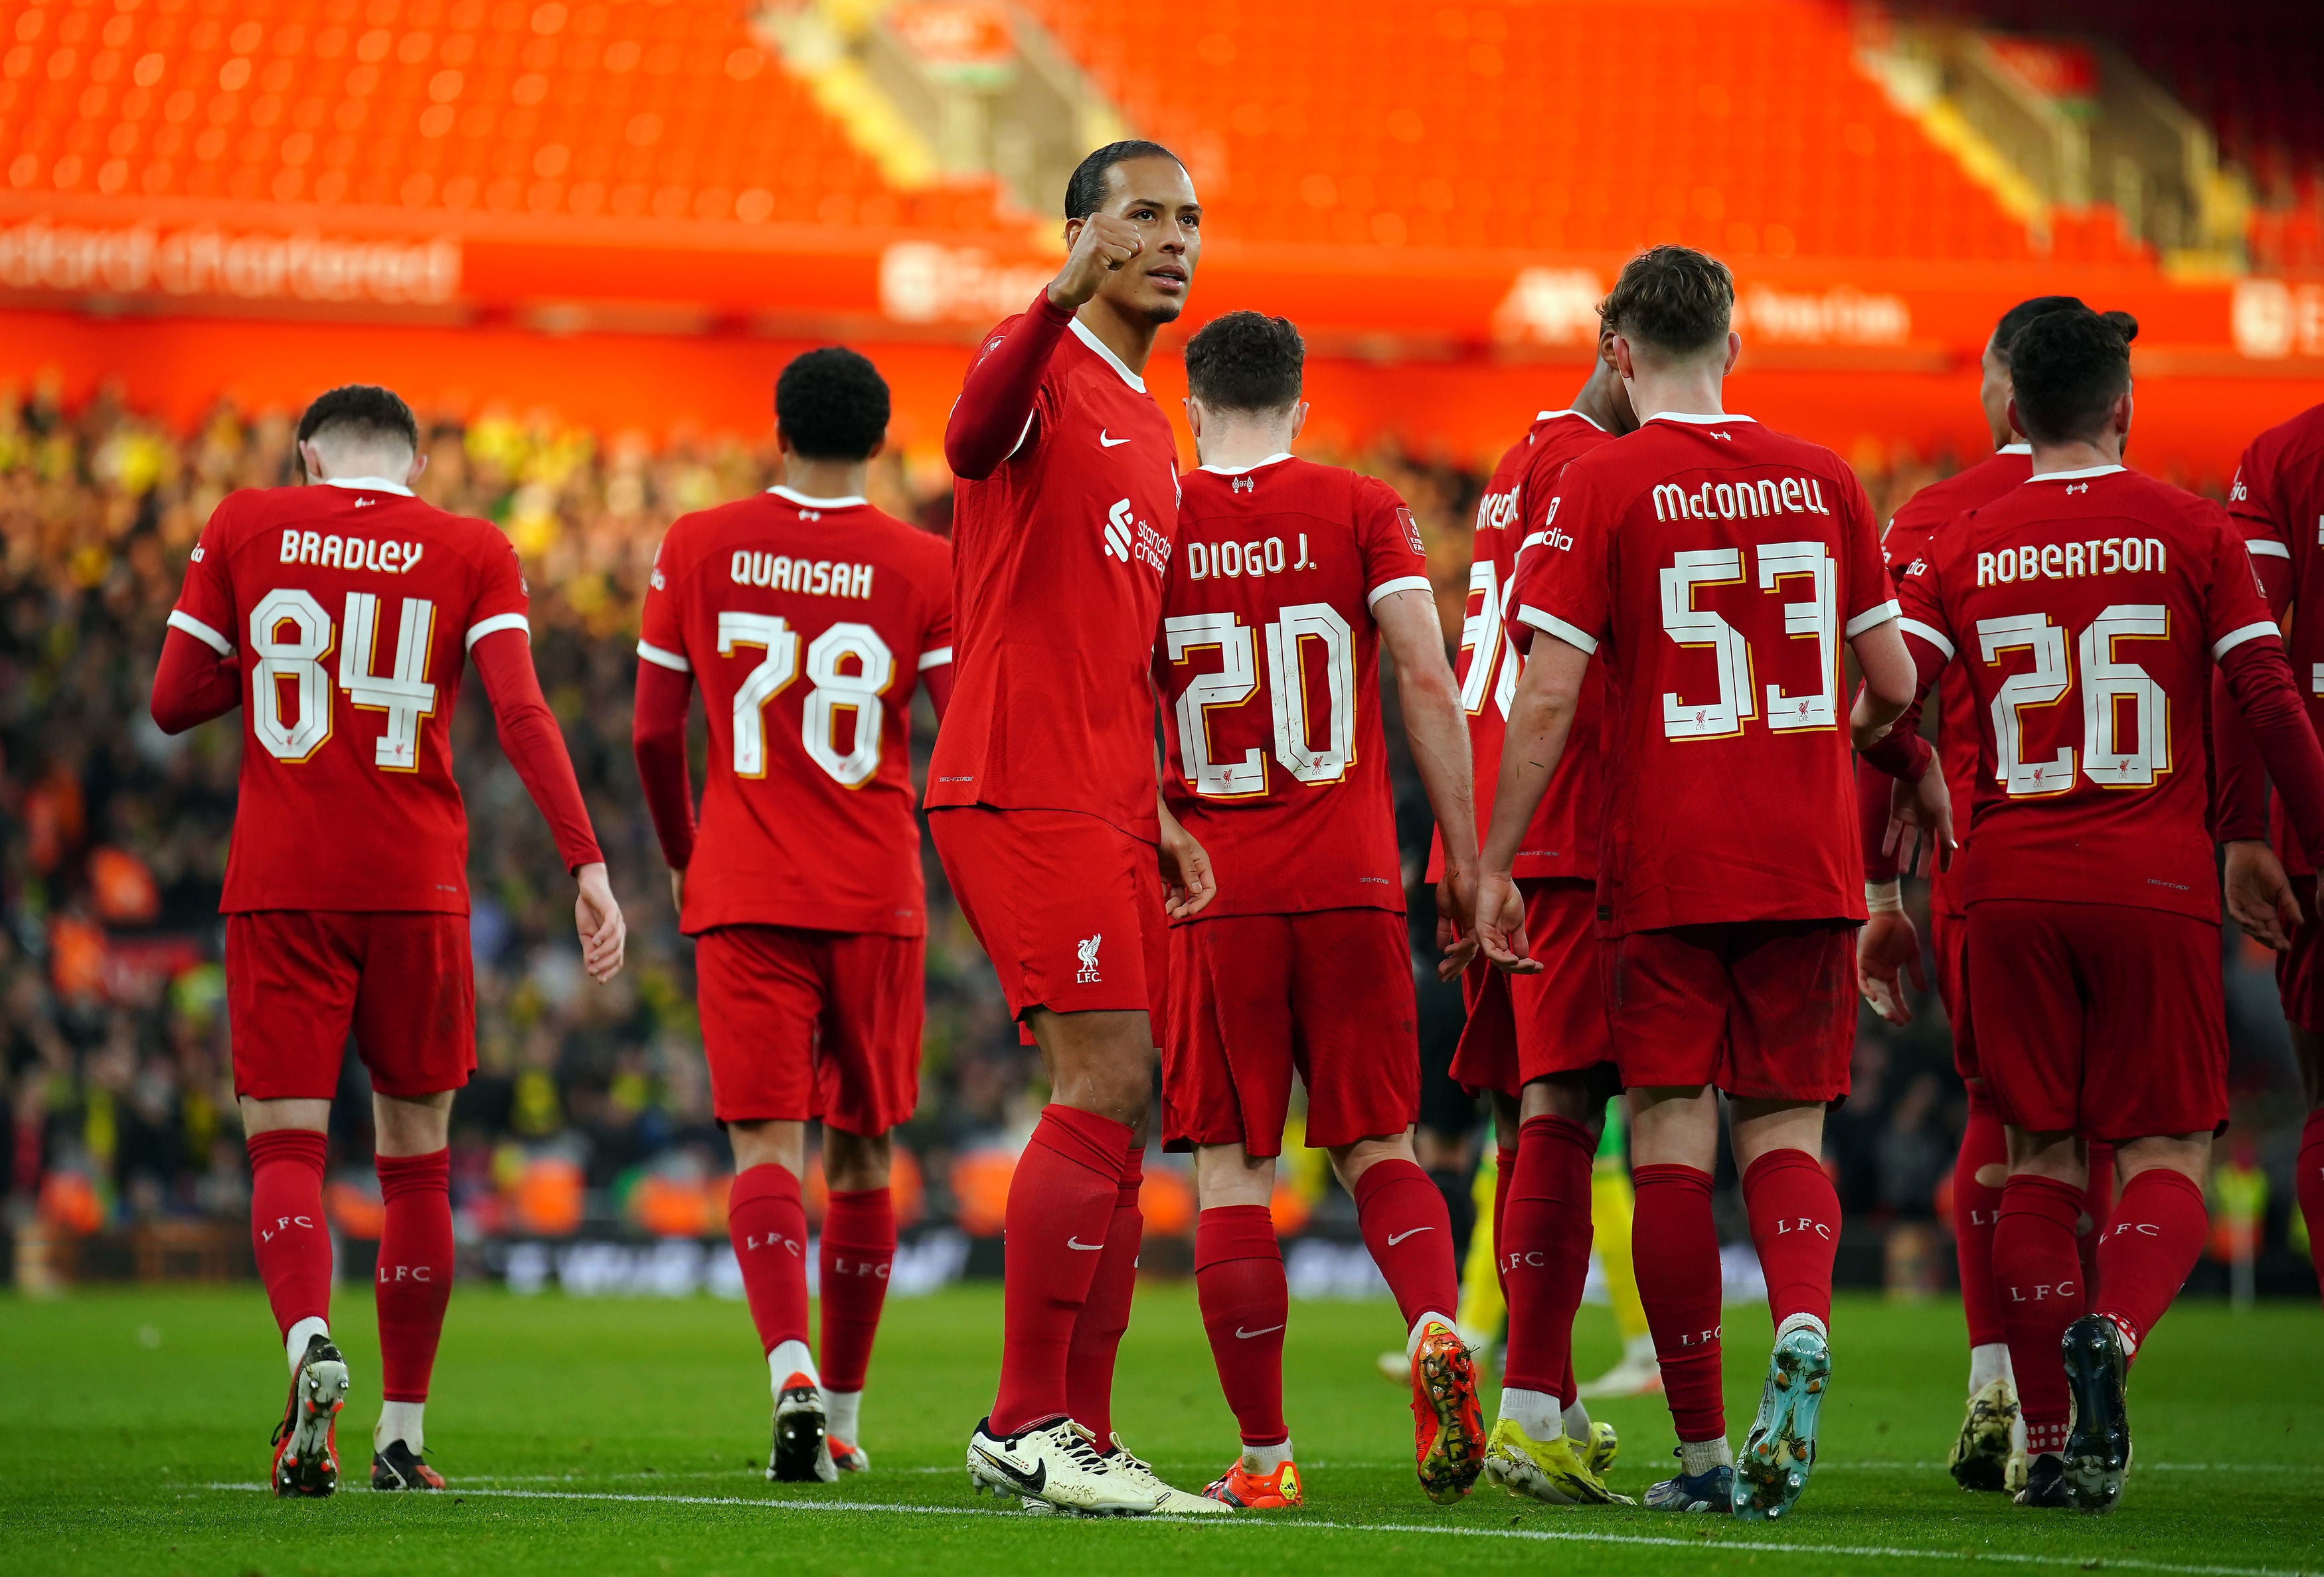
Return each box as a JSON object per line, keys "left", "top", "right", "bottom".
{"left": 248, "top": 1128, "right": 332, "bottom": 1339}
{"left": 1353, "top": 1157, "right": 1460, "bottom": 1331}
{"left": 1066, "top": 1146, "right": 1143, "bottom": 1443}
{"left": 1742, "top": 1147, "right": 1841, "bottom": 1332}
{"left": 1952, "top": 1088, "right": 2008, "bottom": 1349}
{"left": 1631, "top": 1163, "right": 1724, "bottom": 1443}
{"left": 991, "top": 1104, "right": 1130, "bottom": 1436}
{"left": 2299, "top": 1109, "right": 2324, "bottom": 1311}
{"left": 1491, "top": 1142, "right": 1516, "bottom": 1300}
{"left": 728, "top": 1163, "right": 811, "bottom": 1359}
{"left": 818, "top": 1186, "right": 896, "bottom": 1396}
{"left": 374, "top": 1149, "right": 454, "bottom": 1404}
{"left": 1995, "top": 1173, "right": 2084, "bottom": 1454}
{"left": 1501, "top": 1116, "right": 1594, "bottom": 1401}
{"left": 2078, "top": 1141, "right": 2117, "bottom": 1310}
{"left": 1195, "top": 1204, "right": 1289, "bottom": 1446}
{"left": 2092, "top": 1167, "right": 2208, "bottom": 1353}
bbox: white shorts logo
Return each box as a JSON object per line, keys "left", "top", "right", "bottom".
{"left": 1076, "top": 933, "right": 1102, "bottom": 983}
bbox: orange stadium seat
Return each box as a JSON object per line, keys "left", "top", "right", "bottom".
{"left": 0, "top": 0, "right": 1011, "bottom": 231}
{"left": 1020, "top": 0, "right": 2145, "bottom": 266}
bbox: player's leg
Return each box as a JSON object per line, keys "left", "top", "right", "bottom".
{"left": 816, "top": 1127, "right": 893, "bottom": 1473}
{"left": 1193, "top": 1144, "right": 1298, "bottom": 1508}
{"left": 226, "top": 912, "right": 357, "bottom": 1499}
{"left": 1580, "top": 1103, "right": 1660, "bottom": 1402}
{"left": 1994, "top": 1125, "right": 2090, "bottom": 1508}
{"left": 2297, "top": 1027, "right": 2324, "bottom": 1307}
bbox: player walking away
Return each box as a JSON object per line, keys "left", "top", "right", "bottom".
{"left": 1474, "top": 245, "right": 1924, "bottom": 1521}
{"left": 1854, "top": 296, "right": 2119, "bottom": 1497}
{"left": 631, "top": 349, "right": 952, "bottom": 1484}
{"left": 149, "top": 385, "right": 623, "bottom": 1497}
{"left": 1149, "top": 312, "right": 1481, "bottom": 1511}
{"left": 2217, "top": 395, "right": 2324, "bottom": 1310}
{"left": 934, "top": 140, "right": 1224, "bottom": 1518}
{"left": 1864, "top": 305, "right": 2324, "bottom": 1513}
{"left": 1437, "top": 312, "right": 1637, "bottom": 1508}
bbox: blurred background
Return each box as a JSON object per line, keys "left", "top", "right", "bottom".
{"left": 3, "top": 0, "right": 2319, "bottom": 1303}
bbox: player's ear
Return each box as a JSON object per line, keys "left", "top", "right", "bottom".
{"left": 1183, "top": 396, "right": 1204, "bottom": 440}
{"left": 2113, "top": 385, "right": 2133, "bottom": 438}
{"left": 1062, "top": 215, "right": 1084, "bottom": 252}
{"left": 404, "top": 450, "right": 428, "bottom": 487}
{"left": 2005, "top": 396, "right": 2023, "bottom": 443}
{"left": 1721, "top": 330, "right": 1741, "bottom": 376}
{"left": 866, "top": 431, "right": 888, "bottom": 462}
{"left": 1610, "top": 335, "right": 1635, "bottom": 382}
{"left": 1289, "top": 400, "right": 1309, "bottom": 444}
{"left": 297, "top": 438, "right": 323, "bottom": 483}
{"left": 774, "top": 422, "right": 795, "bottom": 460}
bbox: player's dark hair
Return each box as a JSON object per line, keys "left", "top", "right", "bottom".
{"left": 1991, "top": 295, "right": 2088, "bottom": 365}
{"left": 1064, "top": 139, "right": 1186, "bottom": 221}
{"left": 1185, "top": 311, "right": 1305, "bottom": 414}
{"left": 775, "top": 346, "right": 890, "bottom": 462}
{"left": 2007, "top": 306, "right": 2139, "bottom": 445}
{"left": 1598, "top": 245, "right": 1734, "bottom": 358}
{"left": 297, "top": 384, "right": 418, "bottom": 454}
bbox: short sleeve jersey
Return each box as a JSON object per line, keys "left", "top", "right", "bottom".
{"left": 167, "top": 479, "right": 531, "bottom": 913}
{"left": 1154, "top": 456, "right": 1431, "bottom": 920}
{"left": 1880, "top": 446, "right": 2035, "bottom": 916}
{"left": 1512, "top": 414, "right": 1896, "bottom": 934}
{"left": 926, "top": 315, "right": 1180, "bottom": 842}
{"left": 1895, "top": 464, "right": 2278, "bottom": 922}
{"left": 637, "top": 488, "right": 953, "bottom": 937}
{"left": 2227, "top": 402, "right": 2324, "bottom": 874}
{"left": 1436, "top": 410, "right": 1615, "bottom": 882}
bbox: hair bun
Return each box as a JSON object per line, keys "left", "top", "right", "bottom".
{"left": 2098, "top": 309, "right": 2139, "bottom": 345}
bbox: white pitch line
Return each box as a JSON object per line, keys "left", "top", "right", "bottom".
{"left": 197, "top": 1483, "right": 2317, "bottom": 1577}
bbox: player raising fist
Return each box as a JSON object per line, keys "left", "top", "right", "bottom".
{"left": 150, "top": 385, "right": 622, "bottom": 1498}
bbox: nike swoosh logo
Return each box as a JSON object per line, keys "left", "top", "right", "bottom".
{"left": 1386, "top": 1227, "right": 1436, "bottom": 1246}
{"left": 1234, "top": 1325, "right": 1285, "bottom": 1339}
{"left": 1098, "top": 430, "right": 1130, "bottom": 447}
{"left": 353, "top": 499, "right": 375, "bottom": 507}
{"left": 1066, "top": 1238, "right": 1105, "bottom": 1250}
{"left": 975, "top": 1448, "right": 1046, "bottom": 1494}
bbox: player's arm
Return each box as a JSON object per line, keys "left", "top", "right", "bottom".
{"left": 922, "top": 658, "right": 954, "bottom": 722}
{"left": 149, "top": 622, "right": 240, "bottom": 734}
{"left": 631, "top": 650, "right": 697, "bottom": 914}
{"left": 2214, "top": 489, "right": 2297, "bottom": 945}
{"left": 471, "top": 628, "right": 625, "bottom": 982}
{"left": 1473, "top": 633, "right": 1586, "bottom": 973}
{"left": 1374, "top": 586, "right": 1478, "bottom": 975}
{"left": 1855, "top": 753, "right": 1926, "bottom": 1026}
{"left": 1153, "top": 733, "right": 1216, "bottom": 920}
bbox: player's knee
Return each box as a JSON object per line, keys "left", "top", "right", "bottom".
{"left": 821, "top": 1127, "right": 893, "bottom": 1192}
{"left": 728, "top": 1119, "right": 807, "bottom": 1176}
{"left": 1329, "top": 1133, "right": 1415, "bottom": 1189}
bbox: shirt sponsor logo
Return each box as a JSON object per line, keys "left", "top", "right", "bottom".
{"left": 1076, "top": 932, "right": 1102, "bottom": 983}
{"left": 279, "top": 531, "right": 424, "bottom": 573}
{"left": 1974, "top": 538, "right": 2166, "bottom": 587}
{"left": 730, "top": 551, "right": 874, "bottom": 598}
{"left": 1652, "top": 476, "right": 1834, "bottom": 523}
{"left": 1102, "top": 499, "right": 1172, "bottom": 574}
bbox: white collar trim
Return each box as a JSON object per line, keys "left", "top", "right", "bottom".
{"left": 1068, "top": 317, "right": 1147, "bottom": 392}
{"left": 319, "top": 476, "right": 414, "bottom": 497}
{"left": 1997, "top": 443, "right": 2032, "bottom": 455}
{"left": 1648, "top": 411, "right": 1756, "bottom": 426}
{"left": 1199, "top": 452, "right": 1295, "bottom": 476}
{"left": 1538, "top": 409, "right": 1608, "bottom": 432}
{"left": 2029, "top": 463, "right": 2126, "bottom": 482}
{"left": 769, "top": 485, "right": 866, "bottom": 509}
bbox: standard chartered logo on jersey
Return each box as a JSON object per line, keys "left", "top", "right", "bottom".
{"left": 1101, "top": 498, "right": 1171, "bottom": 574}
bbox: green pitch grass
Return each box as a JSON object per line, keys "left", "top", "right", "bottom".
{"left": 3, "top": 1282, "right": 2319, "bottom": 1576}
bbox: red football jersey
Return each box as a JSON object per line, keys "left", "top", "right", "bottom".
{"left": 1880, "top": 445, "right": 2035, "bottom": 915}
{"left": 1896, "top": 464, "right": 2278, "bottom": 922}
{"left": 1513, "top": 414, "right": 1895, "bottom": 934}
{"left": 1154, "top": 455, "right": 1432, "bottom": 918}
{"left": 2228, "top": 401, "right": 2324, "bottom": 874}
{"left": 637, "top": 488, "right": 952, "bottom": 936}
{"left": 1435, "top": 410, "right": 1615, "bottom": 882}
{"left": 167, "top": 478, "right": 531, "bottom": 913}
{"left": 927, "top": 315, "right": 1180, "bottom": 841}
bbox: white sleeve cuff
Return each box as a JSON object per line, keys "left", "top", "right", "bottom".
{"left": 168, "top": 610, "right": 235, "bottom": 657}
{"left": 917, "top": 645, "right": 954, "bottom": 671}
{"left": 636, "top": 640, "right": 691, "bottom": 673}
{"left": 2212, "top": 621, "right": 2280, "bottom": 660}
{"left": 1845, "top": 599, "right": 1902, "bottom": 638}
{"left": 2247, "top": 539, "right": 2291, "bottom": 559}
{"left": 466, "top": 612, "right": 530, "bottom": 651}
{"left": 1515, "top": 604, "right": 1598, "bottom": 655}
{"left": 1365, "top": 575, "right": 1434, "bottom": 609}
{"left": 1898, "top": 617, "right": 1955, "bottom": 661}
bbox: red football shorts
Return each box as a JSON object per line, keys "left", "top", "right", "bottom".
{"left": 1965, "top": 900, "right": 2228, "bottom": 1141}
{"left": 1162, "top": 908, "right": 1416, "bottom": 1155}
{"left": 1929, "top": 906, "right": 1979, "bottom": 1080}
{"left": 1449, "top": 878, "right": 1616, "bottom": 1098}
{"left": 226, "top": 911, "right": 475, "bottom": 1101}
{"left": 928, "top": 805, "right": 1168, "bottom": 1040}
{"left": 2274, "top": 912, "right": 2324, "bottom": 1035}
{"left": 1600, "top": 920, "right": 1857, "bottom": 1102}
{"left": 694, "top": 924, "right": 924, "bottom": 1133}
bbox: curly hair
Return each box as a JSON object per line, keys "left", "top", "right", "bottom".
{"left": 2006, "top": 307, "right": 2139, "bottom": 444}
{"left": 775, "top": 347, "right": 891, "bottom": 462}
{"left": 1185, "top": 311, "right": 1305, "bottom": 413}
{"left": 1598, "top": 245, "right": 1734, "bottom": 357}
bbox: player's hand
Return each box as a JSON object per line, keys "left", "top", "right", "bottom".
{"left": 1884, "top": 766, "right": 1957, "bottom": 875}
{"left": 1047, "top": 214, "right": 1145, "bottom": 311}
{"left": 1157, "top": 807, "right": 1216, "bottom": 920}
{"left": 668, "top": 867, "right": 685, "bottom": 916}
{"left": 1857, "top": 910, "right": 1926, "bottom": 1025}
{"left": 2224, "top": 838, "right": 2303, "bottom": 952}
{"left": 574, "top": 862, "right": 627, "bottom": 983}
{"left": 1473, "top": 872, "right": 1542, "bottom": 975}
{"left": 1434, "top": 865, "right": 1481, "bottom": 981}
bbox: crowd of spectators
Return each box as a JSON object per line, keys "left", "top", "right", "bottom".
{"left": 0, "top": 380, "right": 2312, "bottom": 1284}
